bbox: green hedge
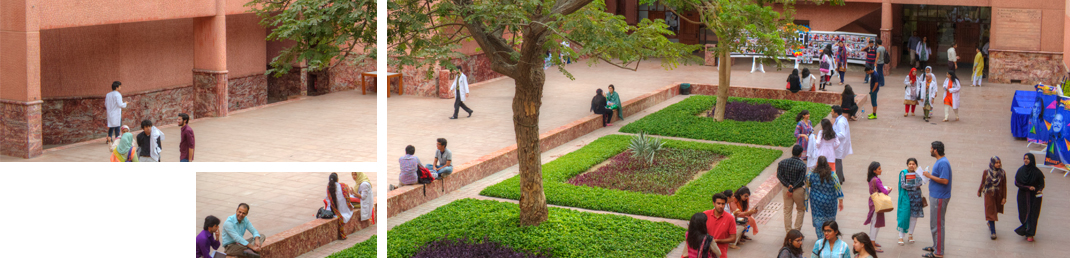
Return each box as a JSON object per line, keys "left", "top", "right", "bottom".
{"left": 619, "top": 95, "right": 832, "bottom": 146}
{"left": 388, "top": 198, "right": 685, "bottom": 258}
{"left": 327, "top": 235, "right": 377, "bottom": 258}
{"left": 480, "top": 134, "right": 781, "bottom": 220}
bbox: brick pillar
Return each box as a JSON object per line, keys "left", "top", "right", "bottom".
{"left": 1, "top": 0, "right": 44, "bottom": 158}
{"left": 881, "top": 0, "right": 893, "bottom": 72}
{"left": 438, "top": 68, "right": 453, "bottom": 99}
{"left": 192, "top": 0, "right": 228, "bottom": 117}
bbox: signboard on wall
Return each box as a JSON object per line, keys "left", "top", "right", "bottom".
{"left": 991, "top": 8, "right": 1042, "bottom": 51}
{"left": 730, "top": 30, "right": 877, "bottom": 65}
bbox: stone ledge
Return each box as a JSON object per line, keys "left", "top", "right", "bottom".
{"left": 251, "top": 204, "right": 376, "bottom": 258}
{"left": 387, "top": 82, "right": 843, "bottom": 218}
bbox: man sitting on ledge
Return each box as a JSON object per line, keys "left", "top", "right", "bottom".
{"left": 221, "top": 203, "right": 266, "bottom": 258}
{"left": 426, "top": 138, "right": 453, "bottom": 179}
{"left": 392, "top": 145, "right": 421, "bottom": 190}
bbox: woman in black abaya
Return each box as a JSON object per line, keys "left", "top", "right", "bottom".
{"left": 1014, "top": 153, "right": 1045, "bottom": 242}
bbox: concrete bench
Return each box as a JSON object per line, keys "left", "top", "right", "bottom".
{"left": 224, "top": 204, "right": 376, "bottom": 258}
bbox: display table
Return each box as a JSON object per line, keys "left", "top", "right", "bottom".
{"left": 361, "top": 71, "right": 402, "bottom": 97}
{"left": 1011, "top": 90, "right": 1036, "bottom": 138}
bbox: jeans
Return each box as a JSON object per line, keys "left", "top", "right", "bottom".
{"left": 838, "top": 69, "right": 846, "bottom": 83}
{"left": 426, "top": 164, "right": 453, "bottom": 179}
{"left": 108, "top": 126, "right": 121, "bottom": 138}
{"left": 876, "top": 64, "right": 885, "bottom": 87}
{"left": 181, "top": 159, "right": 190, "bottom": 162}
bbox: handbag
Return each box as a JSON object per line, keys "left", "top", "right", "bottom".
{"left": 838, "top": 66, "right": 846, "bottom": 72}
{"left": 871, "top": 191, "right": 894, "bottom": 213}
{"left": 921, "top": 197, "right": 929, "bottom": 207}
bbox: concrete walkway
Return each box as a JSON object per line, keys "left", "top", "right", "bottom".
{"left": 386, "top": 61, "right": 1070, "bottom": 257}
{"left": 195, "top": 172, "right": 378, "bottom": 244}
{"left": 3, "top": 90, "right": 377, "bottom": 162}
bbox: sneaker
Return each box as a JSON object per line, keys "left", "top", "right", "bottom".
{"left": 868, "top": 113, "right": 877, "bottom": 120}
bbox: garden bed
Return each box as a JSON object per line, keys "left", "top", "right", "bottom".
{"left": 696, "top": 101, "right": 785, "bottom": 122}
{"left": 480, "top": 134, "right": 782, "bottom": 220}
{"left": 622, "top": 95, "right": 831, "bottom": 146}
{"left": 327, "top": 235, "right": 377, "bottom": 258}
{"left": 387, "top": 198, "right": 684, "bottom": 258}
{"left": 567, "top": 148, "right": 724, "bottom": 195}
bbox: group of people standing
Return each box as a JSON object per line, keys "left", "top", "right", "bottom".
{"left": 900, "top": 66, "right": 960, "bottom": 122}
{"left": 105, "top": 81, "right": 196, "bottom": 162}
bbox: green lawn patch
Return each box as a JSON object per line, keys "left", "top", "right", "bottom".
{"left": 327, "top": 235, "right": 377, "bottom": 258}
{"left": 480, "top": 134, "right": 782, "bottom": 220}
{"left": 567, "top": 148, "right": 723, "bottom": 195}
{"left": 620, "top": 95, "right": 832, "bottom": 146}
{"left": 388, "top": 198, "right": 684, "bottom": 258}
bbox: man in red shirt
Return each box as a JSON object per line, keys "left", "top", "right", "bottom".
{"left": 703, "top": 192, "right": 736, "bottom": 258}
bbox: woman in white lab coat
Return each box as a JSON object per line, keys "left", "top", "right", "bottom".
{"left": 943, "top": 72, "right": 962, "bottom": 122}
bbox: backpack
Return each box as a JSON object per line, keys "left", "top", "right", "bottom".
{"left": 316, "top": 207, "right": 335, "bottom": 219}
{"left": 882, "top": 48, "right": 891, "bottom": 64}
{"left": 416, "top": 164, "right": 437, "bottom": 196}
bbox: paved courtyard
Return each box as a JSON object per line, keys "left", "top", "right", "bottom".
{"left": 2, "top": 90, "right": 377, "bottom": 162}
{"left": 195, "top": 172, "right": 378, "bottom": 246}
{"left": 387, "top": 61, "right": 1070, "bottom": 257}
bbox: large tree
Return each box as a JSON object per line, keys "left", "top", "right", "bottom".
{"left": 247, "top": 0, "right": 377, "bottom": 76}
{"left": 658, "top": 0, "right": 843, "bottom": 121}
{"left": 390, "top": 0, "right": 699, "bottom": 226}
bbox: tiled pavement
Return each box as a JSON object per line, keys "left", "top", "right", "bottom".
{"left": 2, "top": 90, "right": 377, "bottom": 162}
{"left": 195, "top": 172, "right": 378, "bottom": 248}
{"left": 387, "top": 62, "right": 1070, "bottom": 257}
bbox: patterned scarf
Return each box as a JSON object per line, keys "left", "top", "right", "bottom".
{"left": 982, "top": 156, "right": 1004, "bottom": 194}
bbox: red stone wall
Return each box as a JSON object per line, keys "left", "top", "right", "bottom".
{"left": 267, "top": 68, "right": 304, "bottom": 103}
{"left": 194, "top": 70, "right": 229, "bottom": 118}
{"left": 393, "top": 53, "right": 505, "bottom": 98}
{"left": 259, "top": 205, "right": 376, "bottom": 258}
{"left": 228, "top": 74, "right": 268, "bottom": 112}
{"left": 989, "top": 50, "right": 1067, "bottom": 84}
{"left": 41, "top": 86, "right": 195, "bottom": 145}
{"left": 1, "top": 100, "right": 44, "bottom": 158}
{"left": 328, "top": 57, "right": 375, "bottom": 93}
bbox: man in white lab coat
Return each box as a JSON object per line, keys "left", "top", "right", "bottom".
{"left": 448, "top": 67, "right": 473, "bottom": 119}
{"left": 832, "top": 105, "right": 853, "bottom": 184}
{"left": 105, "top": 81, "right": 128, "bottom": 145}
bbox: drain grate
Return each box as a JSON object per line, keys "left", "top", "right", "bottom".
{"left": 755, "top": 202, "right": 782, "bottom": 225}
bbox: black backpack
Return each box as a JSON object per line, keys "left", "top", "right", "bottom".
{"left": 882, "top": 48, "right": 891, "bottom": 64}
{"left": 316, "top": 207, "right": 335, "bottom": 219}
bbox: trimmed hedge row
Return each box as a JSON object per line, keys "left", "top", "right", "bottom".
{"left": 327, "top": 235, "right": 377, "bottom": 258}
{"left": 619, "top": 95, "right": 832, "bottom": 146}
{"left": 479, "top": 134, "right": 782, "bottom": 220}
{"left": 387, "top": 198, "right": 684, "bottom": 258}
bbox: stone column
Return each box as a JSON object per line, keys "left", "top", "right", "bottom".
{"left": 438, "top": 68, "right": 453, "bottom": 99}
{"left": 880, "top": 0, "right": 892, "bottom": 72}
{"left": 193, "top": 0, "right": 228, "bottom": 118}
{"left": 1, "top": 0, "right": 43, "bottom": 158}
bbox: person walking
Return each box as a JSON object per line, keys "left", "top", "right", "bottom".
{"left": 919, "top": 67, "right": 938, "bottom": 122}
{"left": 104, "top": 81, "right": 128, "bottom": 145}
{"left": 865, "top": 66, "right": 879, "bottom": 120}
{"left": 815, "top": 119, "right": 840, "bottom": 170}
{"left": 922, "top": 141, "right": 952, "bottom": 258}
{"left": 778, "top": 145, "right": 808, "bottom": 232}
{"left": 896, "top": 158, "right": 925, "bottom": 246}
{"left": 971, "top": 47, "right": 984, "bottom": 87}
{"left": 908, "top": 31, "right": 921, "bottom": 67}
{"left": 591, "top": 88, "right": 613, "bottom": 127}
{"left": 833, "top": 106, "right": 853, "bottom": 184}
{"left": 1014, "top": 153, "right": 1045, "bottom": 242}
{"left": 794, "top": 110, "right": 813, "bottom": 161}
{"left": 947, "top": 42, "right": 959, "bottom": 73}
{"left": 812, "top": 221, "right": 851, "bottom": 258}
{"left": 448, "top": 67, "right": 473, "bottom": 119}
{"left": 916, "top": 37, "right": 931, "bottom": 69}
{"left": 942, "top": 72, "right": 962, "bottom": 122}
{"left": 606, "top": 85, "right": 624, "bottom": 122}
{"left": 819, "top": 45, "right": 835, "bottom": 91}
{"left": 903, "top": 68, "right": 920, "bottom": 117}
{"left": 864, "top": 161, "right": 889, "bottom": 253}
{"left": 178, "top": 113, "right": 195, "bottom": 162}
{"left": 977, "top": 156, "right": 1007, "bottom": 240}
{"left": 835, "top": 40, "right": 851, "bottom": 85}
{"left": 808, "top": 157, "right": 844, "bottom": 240}
{"left": 778, "top": 230, "right": 806, "bottom": 258}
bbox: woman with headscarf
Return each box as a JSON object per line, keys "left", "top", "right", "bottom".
{"left": 110, "top": 125, "right": 138, "bottom": 162}
{"left": 819, "top": 45, "right": 835, "bottom": 91}
{"left": 977, "top": 156, "right": 1007, "bottom": 240}
{"left": 326, "top": 173, "right": 354, "bottom": 240}
{"left": 903, "top": 68, "right": 921, "bottom": 117}
{"left": 942, "top": 72, "right": 962, "bottom": 122}
{"left": 1014, "top": 153, "right": 1045, "bottom": 242}
{"left": 606, "top": 85, "right": 624, "bottom": 122}
{"left": 919, "top": 66, "right": 938, "bottom": 122}
{"left": 591, "top": 88, "right": 612, "bottom": 127}
{"left": 351, "top": 172, "right": 375, "bottom": 222}
{"left": 896, "top": 158, "right": 925, "bottom": 245}
{"left": 787, "top": 69, "right": 802, "bottom": 93}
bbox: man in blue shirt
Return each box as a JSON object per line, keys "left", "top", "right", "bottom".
{"left": 922, "top": 141, "right": 951, "bottom": 258}
{"left": 221, "top": 203, "right": 266, "bottom": 258}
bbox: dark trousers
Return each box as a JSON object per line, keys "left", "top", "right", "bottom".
{"left": 453, "top": 96, "right": 472, "bottom": 117}
{"left": 108, "top": 126, "right": 121, "bottom": 138}
{"left": 602, "top": 112, "right": 612, "bottom": 126}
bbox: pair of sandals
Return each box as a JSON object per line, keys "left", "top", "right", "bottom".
{"left": 727, "top": 235, "right": 752, "bottom": 249}
{"left": 922, "top": 246, "right": 944, "bottom": 258}
{"left": 897, "top": 234, "right": 916, "bottom": 246}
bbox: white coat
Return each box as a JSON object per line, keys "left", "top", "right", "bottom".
{"left": 449, "top": 72, "right": 470, "bottom": 102}
{"left": 833, "top": 115, "right": 852, "bottom": 159}
{"left": 904, "top": 74, "right": 920, "bottom": 101}
{"left": 919, "top": 73, "right": 938, "bottom": 105}
{"left": 813, "top": 131, "right": 840, "bottom": 165}
{"left": 942, "top": 78, "right": 962, "bottom": 109}
{"left": 105, "top": 91, "right": 127, "bottom": 128}
{"left": 148, "top": 126, "right": 165, "bottom": 162}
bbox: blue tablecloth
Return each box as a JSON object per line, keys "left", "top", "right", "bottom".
{"left": 1012, "top": 90, "right": 1035, "bottom": 138}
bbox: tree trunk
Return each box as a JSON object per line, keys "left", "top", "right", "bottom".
{"left": 713, "top": 50, "right": 731, "bottom": 121}
{"left": 514, "top": 52, "right": 549, "bottom": 226}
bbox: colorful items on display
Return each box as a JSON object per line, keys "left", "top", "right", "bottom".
{"left": 731, "top": 29, "right": 876, "bottom": 65}
{"left": 1028, "top": 84, "right": 1059, "bottom": 144}
{"left": 1040, "top": 83, "right": 1070, "bottom": 169}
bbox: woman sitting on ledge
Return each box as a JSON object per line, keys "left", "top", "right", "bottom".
{"left": 326, "top": 173, "right": 355, "bottom": 240}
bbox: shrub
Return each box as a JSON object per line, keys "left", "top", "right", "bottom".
{"left": 707, "top": 101, "right": 781, "bottom": 122}
{"left": 388, "top": 198, "right": 684, "bottom": 258}
{"left": 628, "top": 131, "right": 664, "bottom": 164}
{"left": 480, "top": 135, "right": 781, "bottom": 220}
{"left": 567, "top": 148, "right": 722, "bottom": 195}
{"left": 621, "top": 95, "right": 832, "bottom": 146}
{"left": 412, "top": 236, "right": 549, "bottom": 258}
{"left": 327, "top": 235, "right": 377, "bottom": 258}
